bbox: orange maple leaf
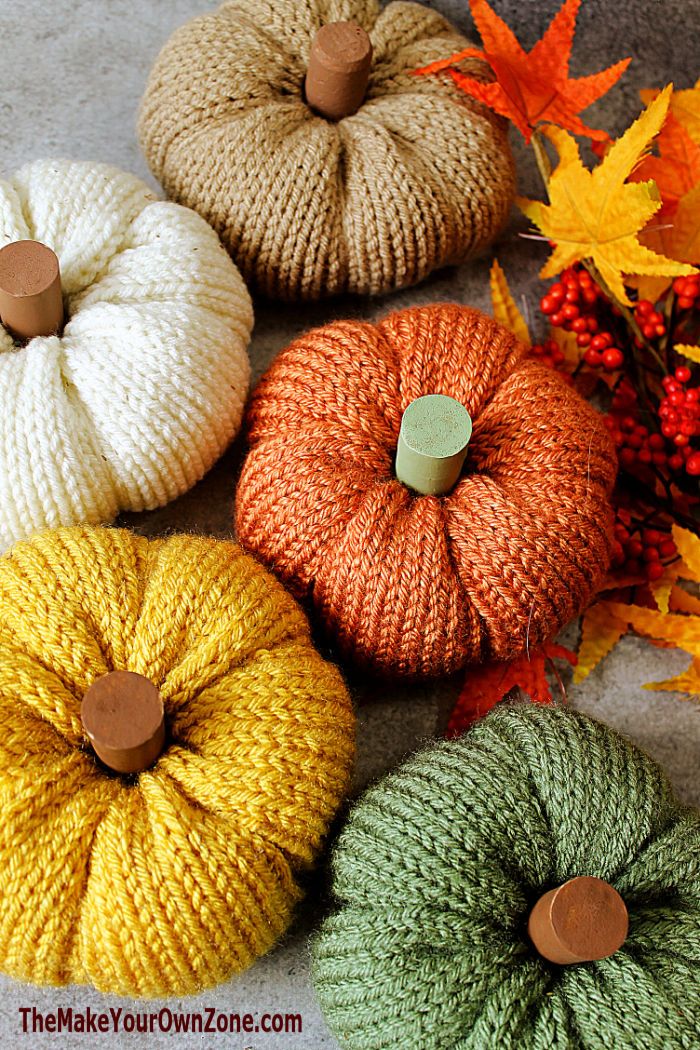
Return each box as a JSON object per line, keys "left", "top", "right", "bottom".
{"left": 641, "top": 182, "right": 700, "bottom": 265}
{"left": 631, "top": 114, "right": 700, "bottom": 208}
{"left": 447, "top": 643, "right": 577, "bottom": 738}
{"left": 640, "top": 80, "right": 700, "bottom": 144}
{"left": 415, "top": 0, "right": 630, "bottom": 143}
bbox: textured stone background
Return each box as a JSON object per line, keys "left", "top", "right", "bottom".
{"left": 0, "top": 0, "right": 698, "bottom": 1046}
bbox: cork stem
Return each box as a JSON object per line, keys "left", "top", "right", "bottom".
{"left": 528, "top": 876, "right": 629, "bottom": 965}
{"left": 305, "top": 21, "right": 373, "bottom": 121}
{"left": 81, "top": 671, "right": 166, "bottom": 775}
{"left": 0, "top": 240, "right": 64, "bottom": 341}
{"left": 395, "top": 394, "right": 472, "bottom": 496}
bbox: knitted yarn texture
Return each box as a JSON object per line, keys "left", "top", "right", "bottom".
{"left": 313, "top": 703, "right": 700, "bottom": 1050}
{"left": 0, "top": 159, "right": 253, "bottom": 552}
{"left": 235, "top": 304, "right": 616, "bottom": 678}
{"left": 138, "top": 0, "right": 515, "bottom": 301}
{"left": 0, "top": 526, "right": 354, "bottom": 998}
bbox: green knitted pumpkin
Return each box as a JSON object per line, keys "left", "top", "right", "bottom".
{"left": 312, "top": 704, "right": 700, "bottom": 1049}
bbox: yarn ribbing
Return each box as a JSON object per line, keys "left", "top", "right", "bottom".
{"left": 0, "top": 159, "right": 253, "bottom": 552}
{"left": 235, "top": 304, "right": 617, "bottom": 678}
{"left": 138, "top": 0, "right": 515, "bottom": 301}
{"left": 312, "top": 702, "right": 700, "bottom": 1050}
{"left": 0, "top": 526, "right": 354, "bottom": 998}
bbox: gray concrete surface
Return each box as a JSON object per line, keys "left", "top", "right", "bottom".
{"left": 0, "top": 0, "right": 699, "bottom": 1046}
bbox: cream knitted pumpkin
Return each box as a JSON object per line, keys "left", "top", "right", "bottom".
{"left": 0, "top": 159, "right": 253, "bottom": 551}
{"left": 138, "top": 0, "right": 515, "bottom": 301}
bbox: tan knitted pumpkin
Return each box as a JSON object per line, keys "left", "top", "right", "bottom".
{"left": 138, "top": 0, "right": 515, "bottom": 301}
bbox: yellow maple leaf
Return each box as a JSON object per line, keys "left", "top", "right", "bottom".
{"left": 605, "top": 601, "right": 700, "bottom": 656}
{"left": 573, "top": 601, "right": 628, "bottom": 683}
{"left": 627, "top": 275, "right": 672, "bottom": 304}
{"left": 648, "top": 658, "right": 700, "bottom": 694}
{"left": 672, "top": 524, "right": 700, "bottom": 581}
{"left": 518, "top": 85, "right": 696, "bottom": 305}
{"left": 489, "top": 260, "right": 531, "bottom": 345}
{"left": 675, "top": 343, "right": 700, "bottom": 364}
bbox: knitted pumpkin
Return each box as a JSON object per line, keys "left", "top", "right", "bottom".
{"left": 313, "top": 703, "right": 700, "bottom": 1049}
{"left": 0, "top": 526, "right": 354, "bottom": 997}
{"left": 0, "top": 159, "right": 253, "bottom": 552}
{"left": 138, "top": 0, "right": 515, "bottom": 301}
{"left": 235, "top": 304, "right": 616, "bottom": 678}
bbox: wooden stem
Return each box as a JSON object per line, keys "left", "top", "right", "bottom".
{"left": 305, "top": 21, "right": 373, "bottom": 121}
{"left": 81, "top": 671, "right": 166, "bottom": 775}
{"left": 528, "top": 876, "right": 628, "bottom": 965}
{"left": 0, "top": 240, "right": 64, "bottom": 340}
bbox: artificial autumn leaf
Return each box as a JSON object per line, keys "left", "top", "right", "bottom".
{"left": 518, "top": 87, "right": 696, "bottom": 305}
{"left": 447, "top": 643, "right": 576, "bottom": 737}
{"left": 670, "top": 585, "right": 700, "bottom": 616}
{"left": 630, "top": 115, "right": 700, "bottom": 208}
{"left": 573, "top": 602, "right": 628, "bottom": 683}
{"left": 641, "top": 80, "right": 700, "bottom": 144}
{"left": 574, "top": 526, "right": 700, "bottom": 689}
{"left": 675, "top": 343, "right": 700, "bottom": 363}
{"left": 489, "top": 260, "right": 530, "bottom": 344}
{"left": 606, "top": 599, "right": 700, "bottom": 673}
{"left": 641, "top": 183, "right": 700, "bottom": 265}
{"left": 414, "top": 0, "right": 630, "bottom": 143}
{"left": 673, "top": 522, "right": 700, "bottom": 578}
{"left": 648, "top": 660, "right": 700, "bottom": 694}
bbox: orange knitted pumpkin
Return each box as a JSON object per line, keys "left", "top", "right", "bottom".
{"left": 235, "top": 305, "right": 616, "bottom": 678}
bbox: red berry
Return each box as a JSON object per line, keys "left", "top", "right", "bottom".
{"left": 602, "top": 347, "right": 624, "bottom": 370}
{"left": 645, "top": 561, "right": 665, "bottom": 582}
{"left": 675, "top": 365, "right": 692, "bottom": 383}
{"left": 635, "top": 300, "right": 654, "bottom": 317}
{"left": 659, "top": 539, "right": 677, "bottom": 558}
{"left": 685, "top": 451, "right": 700, "bottom": 475}
{"left": 678, "top": 296, "right": 695, "bottom": 310}
{"left": 550, "top": 311, "right": 564, "bottom": 327}
{"left": 576, "top": 332, "right": 591, "bottom": 347}
{"left": 584, "top": 348, "right": 602, "bottom": 367}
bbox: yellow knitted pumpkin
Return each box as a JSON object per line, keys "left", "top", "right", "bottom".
{"left": 0, "top": 526, "right": 354, "bottom": 997}
{"left": 138, "top": 0, "right": 515, "bottom": 300}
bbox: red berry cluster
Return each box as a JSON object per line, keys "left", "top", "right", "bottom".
{"left": 528, "top": 338, "right": 573, "bottom": 383}
{"left": 604, "top": 413, "right": 669, "bottom": 471}
{"left": 673, "top": 275, "right": 700, "bottom": 311}
{"left": 633, "top": 299, "right": 666, "bottom": 341}
{"left": 659, "top": 367, "right": 700, "bottom": 475}
{"left": 539, "top": 266, "right": 624, "bottom": 370}
{"left": 610, "top": 510, "right": 677, "bottom": 582}
{"left": 605, "top": 371, "right": 700, "bottom": 478}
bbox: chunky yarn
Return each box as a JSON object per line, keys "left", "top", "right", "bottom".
{"left": 313, "top": 703, "right": 700, "bottom": 1049}
{"left": 235, "top": 304, "right": 616, "bottom": 678}
{"left": 138, "top": 0, "right": 514, "bottom": 301}
{"left": 0, "top": 159, "right": 253, "bottom": 552}
{"left": 0, "top": 526, "right": 354, "bottom": 997}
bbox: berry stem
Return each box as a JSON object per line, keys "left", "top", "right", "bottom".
{"left": 531, "top": 129, "right": 553, "bottom": 194}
